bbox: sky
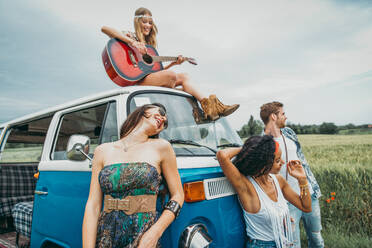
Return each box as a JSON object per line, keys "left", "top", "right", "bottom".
{"left": 1, "top": 0, "right": 371, "bottom": 130}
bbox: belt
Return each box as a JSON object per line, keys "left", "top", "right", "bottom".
{"left": 103, "top": 194, "right": 157, "bottom": 215}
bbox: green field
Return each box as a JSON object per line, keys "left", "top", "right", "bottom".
{"left": 1, "top": 146, "right": 43, "bottom": 162}
{"left": 298, "top": 134, "right": 372, "bottom": 247}
{"left": 299, "top": 134, "right": 372, "bottom": 168}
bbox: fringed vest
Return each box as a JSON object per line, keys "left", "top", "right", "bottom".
{"left": 242, "top": 174, "right": 293, "bottom": 248}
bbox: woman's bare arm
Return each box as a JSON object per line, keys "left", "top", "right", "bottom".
{"left": 216, "top": 148, "right": 247, "bottom": 193}
{"left": 277, "top": 161, "right": 312, "bottom": 212}
{"left": 138, "top": 140, "right": 184, "bottom": 248}
{"left": 217, "top": 148, "right": 263, "bottom": 213}
{"left": 163, "top": 56, "right": 186, "bottom": 70}
{"left": 82, "top": 145, "right": 105, "bottom": 248}
{"left": 101, "top": 26, "right": 147, "bottom": 54}
{"left": 101, "top": 26, "right": 134, "bottom": 44}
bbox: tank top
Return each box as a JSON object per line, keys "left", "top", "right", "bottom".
{"left": 242, "top": 174, "right": 293, "bottom": 248}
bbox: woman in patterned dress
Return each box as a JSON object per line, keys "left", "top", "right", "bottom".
{"left": 101, "top": 7, "right": 239, "bottom": 121}
{"left": 82, "top": 103, "right": 184, "bottom": 248}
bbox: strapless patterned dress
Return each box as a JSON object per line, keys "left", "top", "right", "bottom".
{"left": 96, "top": 162, "right": 162, "bottom": 248}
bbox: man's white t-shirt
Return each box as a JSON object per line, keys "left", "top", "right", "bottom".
{"left": 274, "top": 135, "right": 313, "bottom": 196}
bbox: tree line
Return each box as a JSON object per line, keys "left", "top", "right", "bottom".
{"left": 237, "top": 115, "right": 370, "bottom": 138}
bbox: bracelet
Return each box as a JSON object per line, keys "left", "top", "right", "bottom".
{"left": 164, "top": 200, "right": 181, "bottom": 218}
{"left": 299, "top": 182, "right": 308, "bottom": 188}
{"left": 299, "top": 183, "right": 309, "bottom": 199}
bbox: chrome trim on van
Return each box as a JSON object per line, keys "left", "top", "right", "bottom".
{"left": 66, "top": 135, "right": 91, "bottom": 162}
{"left": 35, "top": 190, "right": 48, "bottom": 195}
{"left": 203, "top": 177, "right": 236, "bottom": 200}
{"left": 178, "top": 223, "right": 212, "bottom": 248}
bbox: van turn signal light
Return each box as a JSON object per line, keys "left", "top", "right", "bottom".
{"left": 183, "top": 181, "right": 206, "bottom": 203}
{"left": 34, "top": 172, "right": 39, "bottom": 179}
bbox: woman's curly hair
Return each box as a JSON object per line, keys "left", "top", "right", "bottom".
{"left": 232, "top": 135, "right": 276, "bottom": 177}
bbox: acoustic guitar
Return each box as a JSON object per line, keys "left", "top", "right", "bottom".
{"left": 102, "top": 38, "right": 197, "bottom": 87}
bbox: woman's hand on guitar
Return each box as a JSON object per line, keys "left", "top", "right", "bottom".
{"left": 131, "top": 40, "right": 148, "bottom": 54}
{"left": 174, "top": 55, "right": 186, "bottom": 65}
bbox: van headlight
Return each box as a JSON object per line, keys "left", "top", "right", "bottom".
{"left": 178, "top": 223, "right": 212, "bottom": 248}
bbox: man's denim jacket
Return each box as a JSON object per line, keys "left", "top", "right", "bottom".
{"left": 280, "top": 127, "right": 321, "bottom": 198}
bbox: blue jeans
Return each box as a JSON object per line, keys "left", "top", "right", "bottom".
{"left": 288, "top": 196, "right": 324, "bottom": 248}
{"left": 246, "top": 237, "right": 276, "bottom": 248}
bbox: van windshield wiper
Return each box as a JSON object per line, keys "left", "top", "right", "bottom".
{"left": 217, "top": 143, "right": 241, "bottom": 148}
{"left": 168, "top": 139, "right": 217, "bottom": 154}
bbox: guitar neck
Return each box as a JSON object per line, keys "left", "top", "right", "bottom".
{"left": 152, "top": 56, "right": 189, "bottom": 63}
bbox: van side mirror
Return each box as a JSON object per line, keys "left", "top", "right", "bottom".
{"left": 66, "top": 135, "right": 92, "bottom": 161}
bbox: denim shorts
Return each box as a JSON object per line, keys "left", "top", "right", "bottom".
{"left": 246, "top": 237, "right": 276, "bottom": 248}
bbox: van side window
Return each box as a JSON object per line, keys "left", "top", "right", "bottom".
{"left": 0, "top": 116, "right": 53, "bottom": 163}
{"left": 52, "top": 102, "right": 117, "bottom": 160}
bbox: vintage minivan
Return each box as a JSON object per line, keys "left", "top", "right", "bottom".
{"left": 0, "top": 86, "right": 245, "bottom": 247}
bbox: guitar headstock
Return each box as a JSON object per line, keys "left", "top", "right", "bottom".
{"left": 187, "top": 58, "right": 198, "bottom": 65}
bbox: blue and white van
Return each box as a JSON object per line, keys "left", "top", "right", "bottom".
{"left": 0, "top": 86, "right": 245, "bottom": 247}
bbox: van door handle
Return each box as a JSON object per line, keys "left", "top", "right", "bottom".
{"left": 35, "top": 190, "right": 48, "bottom": 195}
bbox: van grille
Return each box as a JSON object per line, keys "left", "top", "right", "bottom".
{"left": 203, "top": 177, "right": 236, "bottom": 200}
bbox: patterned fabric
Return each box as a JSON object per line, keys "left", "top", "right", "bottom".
{"left": 12, "top": 201, "right": 33, "bottom": 238}
{"left": 96, "top": 162, "right": 162, "bottom": 248}
{"left": 281, "top": 127, "right": 321, "bottom": 198}
{"left": 0, "top": 195, "right": 34, "bottom": 217}
{"left": 0, "top": 164, "right": 37, "bottom": 217}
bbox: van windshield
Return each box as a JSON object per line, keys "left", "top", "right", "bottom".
{"left": 128, "top": 92, "right": 243, "bottom": 156}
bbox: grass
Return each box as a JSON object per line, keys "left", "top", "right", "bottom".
{"left": 1, "top": 146, "right": 42, "bottom": 162}
{"left": 297, "top": 134, "right": 372, "bottom": 247}
{"left": 298, "top": 134, "right": 372, "bottom": 168}
{"left": 298, "top": 134, "right": 372, "bottom": 147}
{"left": 300, "top": 224, "right": 372, "bottom": 248}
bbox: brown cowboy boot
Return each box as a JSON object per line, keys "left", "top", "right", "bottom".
{"left": 209, "top": 95, "right": 239, "bottom": 117}
{"left": 200, "top": 98, "right": 219, "bottom": 121}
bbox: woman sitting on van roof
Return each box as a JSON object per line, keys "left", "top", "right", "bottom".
{"left": 101, "top": 7, "right": 239, "bottom": 121}
{"left": 82, "top": 103, "right": 184, "bottom": 248}
{"left": 217, "top": 135, "right": 312, "bottom": 248}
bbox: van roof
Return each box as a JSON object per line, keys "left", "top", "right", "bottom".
{"left": 0, "top": 86, "right": 189, "bottom": 127}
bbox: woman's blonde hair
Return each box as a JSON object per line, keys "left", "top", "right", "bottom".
{"left": 134, "top": 7, "right": 158, "bottom": 48}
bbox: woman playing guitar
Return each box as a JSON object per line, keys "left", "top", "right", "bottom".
{"left": 101, "top": 7, "right": 239, "bottom": 120}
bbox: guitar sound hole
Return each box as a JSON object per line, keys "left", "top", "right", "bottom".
{"left": 142, "top": 54, "right": 153, "bottom": 64}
